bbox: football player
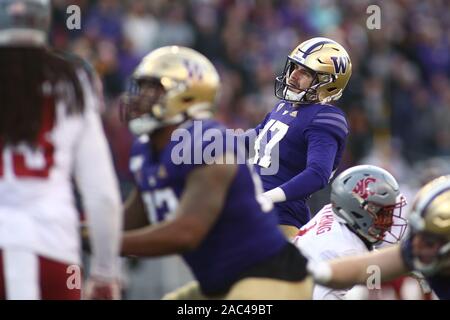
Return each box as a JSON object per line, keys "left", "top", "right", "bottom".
{"left": 246, "top": 37, "right": 352, "bottom": 238}
{"left": 0, "top": 0, "right": 122, "bottom": 299}
{"left": 293, "top": 165, "right": 407, "bottom": 299}
{"left": 309, "top": 175, "right": 450, "bottom": 300}
{"left": 120, "top": 46, "right": 313, "bottom": 299}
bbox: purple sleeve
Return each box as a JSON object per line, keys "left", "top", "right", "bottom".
{"left": 279, "top": 128, "right": 338, "bottom": 201}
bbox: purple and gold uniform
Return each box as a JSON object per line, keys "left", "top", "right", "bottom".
{"left": 129, "top": 119, "right": 290, "bottom": 295}
{"left": 252, "top": 101, "right": 348, "bottom": 228}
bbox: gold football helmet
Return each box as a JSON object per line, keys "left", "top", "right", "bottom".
{"left": 275, "top": 37, "right": 352, "bottom": 104}
{"left": 121, "top": 46, "right": 220, "bottom": 135}
{"left": 408, "top": 175, "right": 450, "bottom": 275}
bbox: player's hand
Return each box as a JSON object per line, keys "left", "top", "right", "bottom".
{"left": 262, "top": 187, "right": 286, "bottom": 203}
{"left": 257, "top": 192, "right": 274, "bottom": 212}
{"left": 83, "top": 277, "right": 121, "bottom": 300}
{"left": 307, "top": 259, "right": 332, "bottom": 285}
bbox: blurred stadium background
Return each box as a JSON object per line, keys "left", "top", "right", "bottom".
{"left": 51, "top": 0, "right": 450, "bottom": 299}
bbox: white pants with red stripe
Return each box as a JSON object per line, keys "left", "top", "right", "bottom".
{"left": 0, "top": 249, "right": 81, "bottom": 300}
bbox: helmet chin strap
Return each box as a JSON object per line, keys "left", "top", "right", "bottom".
{"left": 360, "top": 229, "right": 380, "bottom": 245}
{"left": 321, "top": 89, "right": 343, "bottom": 104}
{"left": 186, "top": 102, "right": 213, "bottom": 119}
{"left": 284, "top": 87, "right": 307, "bottom": 102}
{"left": 284, "top": 74, "right": 342, "bottom": 104}
{"left": 335, "top": 207, "right": 378, "bottom": 246}
{"left": 283, "top": 78, "right": 324, "bottom": 104}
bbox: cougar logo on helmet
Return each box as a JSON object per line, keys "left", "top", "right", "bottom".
{"left": 352, "top": 177, "right": 376, "bottom": 200}
{"left": 331, "top": 165, "right": 407, "bottom": 245}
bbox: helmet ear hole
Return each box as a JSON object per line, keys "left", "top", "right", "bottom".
{"left": 182, "top": 96, "right": 194, "bottom": 103}
{"left": 327, "top": 87, "right": 337, "bottom": 92}
{"left": 343, "top": 176, "right": 352, "bottom": 184}
{"left": 351, "top": 211, "right": 364, "bottom": 219}
{"left": 317, "top": 74, "right": 331, "bottom": 83}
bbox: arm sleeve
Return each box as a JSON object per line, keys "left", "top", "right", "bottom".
{"left": 279, "top": 128, "right": 338, "bottom": 201}
{"left": 73, "top": 70, "right": 123, "bottom": 280}
{"left": 279, "top": 107, "right": 348, "bottom": 202}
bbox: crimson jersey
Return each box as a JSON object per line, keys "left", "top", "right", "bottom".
{"left": 0, "top": 69, "right": 122, "bottom": 299}
{"left": 292, "top": 204, "right": 368, "bottom": 299}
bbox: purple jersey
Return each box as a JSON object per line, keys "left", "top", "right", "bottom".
{"left": 253, "top": 101, "right": 348, "bottom": 228}
{"left": 129, "top": 119, "right": 287, "bottom": 294}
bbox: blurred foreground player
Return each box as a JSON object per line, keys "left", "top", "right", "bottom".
{"left": 293, "top": 165, "right": 407, "bottom": 299}
{"left": 120, "top": 46, "right": 312, "bottom": 299}
{"left": 0, "top": 0, "right": 122, "bottom": 299}
{"left": 309, "top": 175, "right": 450, "bottom": 300}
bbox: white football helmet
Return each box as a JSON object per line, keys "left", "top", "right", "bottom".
{"left": 331, "top": 165, "right": 407, "bottom": 245}
{"left": 0, "top": 0, "right": 51, "bottom": 46}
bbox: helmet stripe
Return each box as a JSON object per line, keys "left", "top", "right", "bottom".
{"left": 413, "top": 178, "right": 450, "bottom": 219}
{"left": 316, "top": 112, "right": 348, "bottom": 124}
{"left": 419, "top": 185, "right": 450, "bottom": 217}
{"left": 312, "top": 119, "right": 349, "bottom": 135}
{"left": 300, "top": 40, "right": 335, "bottom": 58}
